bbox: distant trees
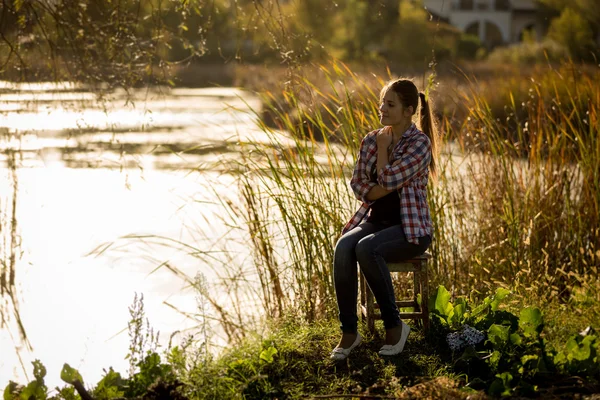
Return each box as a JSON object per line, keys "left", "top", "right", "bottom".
{"left": 1, "top": 0, "right": 463, "bottom": 84}
{"left": 1, "top": 0, "right": 596, "bottom": 84}
{"left": 0, "top": 0, "right": 232, "bottom": 84}
{"left": 537, "top": 0, "right": 599, "bottom": 62}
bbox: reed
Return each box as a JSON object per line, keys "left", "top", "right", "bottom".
{"left": 220, "top": 59, "right": 599, "bottom": 329}
{"left": 0, "top": 142, "right": 31, "bottom": 378}
{"left": 231, "top": 61, "right": 385, "bottom": 322}
{"left": 129, "top": 60, "right": 598, "bottom": 348}
{"left": 438, "top": 62, "right": 600, "bottom": 302}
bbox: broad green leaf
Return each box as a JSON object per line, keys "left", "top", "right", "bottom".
{"left": 471, "top": 296, "right": 493, "bottom": 318}
{"left": 519, "top": 307, "right": 543, "bottom": 338}
{"left": 490, "top": 288, "right": 510, "bottom": 311}
{"left": 32, "top": 360, "right": 46, "bottom": 381}
{"left": 565, "top": 336, "right": 592, "bottom": 362}
{"left": 94, "top": 368, "right": 124, "bottom": 398}
{"left": 489, "top": 372, "right": 513, "bottom": 397}
{"left": 4, "top": 382, "right": 20, "bottom": 400}
{"left": 488, "top": 350, "right": 502, "bottom": 370}
{"left": 260, "top": 346, "right": 278, "bottom": 364}
{"left": 450, "top": 298, "right": 467, "bottom": 327}
{"left": 553, "top": 350, "right": 567, "bottom": 366}
{"left": 19, "top": 380, "right": 46, "bottom": 400}
{"left": 60, "top": 364, "right": 83, "bottom": 385}
{"left": 432, "top": 286, "right": 454, "bottom": 321}
{"left": 521, "top": 354, "right": 538, "bottom": 367}
{"left": 510, "top": 332, "right": 522, "bottom": 345}
{"left": 497, "top": 371, "right": 513, "bottom": 386}
{"left": 488, "top": 324, "right": 510, "bottom": 348}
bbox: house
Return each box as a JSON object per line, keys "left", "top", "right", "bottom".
{"left": 422, "top": 0, "right": 541, "bottom": 48}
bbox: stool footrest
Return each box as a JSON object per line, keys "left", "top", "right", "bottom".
{"left": 368, "top": 300, "right": 419, "bottom": 309}
{"left": 360, "top": 306, "right": 426, "bottom": 320}
{"left": 359, "top": 255, "right": 431, "bottom": 333}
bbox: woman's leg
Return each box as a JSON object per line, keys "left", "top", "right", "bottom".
{"left": 333, "top": 222, "right": 382, "bottom": 336}
{"left": 355, "top": 225, "right": 431, "bottom": 335}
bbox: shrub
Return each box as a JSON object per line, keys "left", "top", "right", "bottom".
{"left": 456, "top": 34, "right": 482, "bottom": 60}
{"left": 487, "top": 39, "right": 568, "bottom": 65}
{"left": 548, "top": 7, "right": 598, "bottom": 62}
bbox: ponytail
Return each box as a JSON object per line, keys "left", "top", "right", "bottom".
{"left": 419, "top": 92, "right": 439, "bottom": 178}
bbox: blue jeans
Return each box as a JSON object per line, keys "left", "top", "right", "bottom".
{"left": 333, "top": 222, "right": 431, "bottom": 334}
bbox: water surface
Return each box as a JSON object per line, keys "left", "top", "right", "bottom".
{"left": 0, "top": 83, "right": 281, "bottom": 388}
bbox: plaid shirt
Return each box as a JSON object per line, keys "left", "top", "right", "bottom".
{"left": 342, "top": 124, "right": 433, "bottom": 244}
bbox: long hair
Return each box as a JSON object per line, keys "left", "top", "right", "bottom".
{"left": 380, "top": 79, "right": 439, "bottom": 178}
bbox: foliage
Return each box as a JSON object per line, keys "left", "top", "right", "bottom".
{"left": 537, "top": 0, "right": 600, "bottom": 32}
{"left": 547, "top": 8, "right": 597, "bottom": 62}
{"left": 430, "top": 285, "right": 600, "bottom": 397}
{"left": 0, "top": 0, "right": 226, "bottom": 84}
{"left": 3, "top": 284, "right": 600, "bottom": 398}
{"left": 487, "top": 39, "right": 568, "bottom": 65}
{"left": 456, "top": 34, "right": 483, "bottom": 61}
{"left": 3, "top": 295, "right": 181, "bottom": 400}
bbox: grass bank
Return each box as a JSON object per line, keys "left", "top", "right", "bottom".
{"left": 6, "top": 285, "right": 600, "bottom": 399}
{"left": 3, "top": 58, "right": 599, "bottom": 398}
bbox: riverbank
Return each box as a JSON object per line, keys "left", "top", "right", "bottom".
{"left": 6, "top": 283, "right": 600, "bottom": 399}
{"left": 3, "top": 59, "right": 599, "bottom": 398}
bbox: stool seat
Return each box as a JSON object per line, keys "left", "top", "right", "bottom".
{"left": 359, "top": 252, "right": 431, "bottom": 333}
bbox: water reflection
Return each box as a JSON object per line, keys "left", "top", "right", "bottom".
{"left": 0, "top": 83, "right": 279, "bottom": 388}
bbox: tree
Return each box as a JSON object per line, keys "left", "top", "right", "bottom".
{"left": 547, "top": 7, "right": 596, "bottom": 61}
{"left": 0, "top": 0, "right": 231, "bottom": 85}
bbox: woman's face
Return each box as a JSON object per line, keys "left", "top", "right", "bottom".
{"left": 379, "top": 89, "right": 413, "bottom": 127}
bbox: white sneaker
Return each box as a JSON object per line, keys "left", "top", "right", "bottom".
{"left": 378, "top": 321, "right": 410, "bottom": 356}
{"left": 330, "top": 333, "right": 362, "bottom": 361}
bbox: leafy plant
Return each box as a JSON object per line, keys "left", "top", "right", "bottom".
{"left": 430, "top": 285, "right": 600, "bottom": 396}
{"left": 3, "top": 360, "right": 48, "bottom": 400}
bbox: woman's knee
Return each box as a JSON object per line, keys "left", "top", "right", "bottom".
{"left": 355, "top": 236, "right": 375, "bottom": 260}
{"left": 334, "top": 234, "right": 356, "bottom": 267}
{"left": 335, "top": 233, "right": 357, "bottom": 255}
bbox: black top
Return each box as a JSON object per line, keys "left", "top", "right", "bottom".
{"left": 366, "top": 169, "right": 401, "bottom": 225}
{"left": 367, "top": 191, "right": 401, "bottom": 225}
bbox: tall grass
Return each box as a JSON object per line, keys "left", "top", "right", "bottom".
{"left": 209, "top": 60, "right": 600, "bottom": 334}
{"left": 119, "top": 60, "right": 599, "bottom": 349}
{"left": 230, "top": 61, "right": 388, "bottom": 323}
{"left": 0, "top": 141, "right": 31, "bottom": 376}
{"left": 439, "top": 62, "right": 600, "bottom": 301}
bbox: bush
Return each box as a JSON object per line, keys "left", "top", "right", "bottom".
{"left": 487, "top": 39, "right": 568, "bottom": 65}
{"left": 456, "top": 34, "right": 482, "bottom": 60}
{"left": 548, "top": 7, "right": 598, "bottom": 62}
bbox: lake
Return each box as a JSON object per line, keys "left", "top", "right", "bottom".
{"left": 0, "top": 81, "right": 478, "bottom": 390}
{"left": 0, "top": 83, "right": 288, "bottom": 388}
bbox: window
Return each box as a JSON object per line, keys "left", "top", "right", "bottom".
{"left": 459, "top": 0, "right": 474, "bottom": 10}
{"left": 495, "top": 0, "right": 510, "bottom": 10}
{"left": 475, "top": 0, "right": 489, "bottom": 10}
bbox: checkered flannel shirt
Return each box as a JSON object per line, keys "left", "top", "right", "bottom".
{"left": 342, "top": 124, "right": 433, "bottom": 244}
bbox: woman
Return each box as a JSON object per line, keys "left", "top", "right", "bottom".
{"left": 330, "top": 78, "right": 438, "bottom": 360}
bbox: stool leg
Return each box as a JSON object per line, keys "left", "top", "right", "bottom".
{"left": 359, "top": 272, "right": 366, "bottom": 321}
{"left": 421, "top": 260, "right": 430, "bottom": 333}
{"left": 413, "top": 269, "right": 422, "bottom": 329}
{"left": 413, "top": 269, "right": 420, "bottom": 311}
{"left": 365, "top": 278, "right": 375, "bottom": 334}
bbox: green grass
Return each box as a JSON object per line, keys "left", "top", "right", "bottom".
{"left": 177, "top": 317, "right": 471, "bottom": 400}
{"left": 8, "top": 58, "right": 597, "bottom": 399}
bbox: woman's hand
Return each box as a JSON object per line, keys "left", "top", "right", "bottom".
{"left": 376, "top": 126, "right": 393, "bottom": 150}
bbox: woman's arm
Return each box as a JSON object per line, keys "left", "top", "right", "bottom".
{"left": 350, "top": 133, "right": 378, "bottom": 203}
{"left": 377, "top": 135, "right": 431, "bottom": 190}
{"left": 364, "top": 143, "right": 395, "bottom": 201}
{"left": 365, "top": 185, "right": 393, "bottom": 201}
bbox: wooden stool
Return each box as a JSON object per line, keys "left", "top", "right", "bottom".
{"left": 359, "top": 252, "right": 431, "bottom": 334}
